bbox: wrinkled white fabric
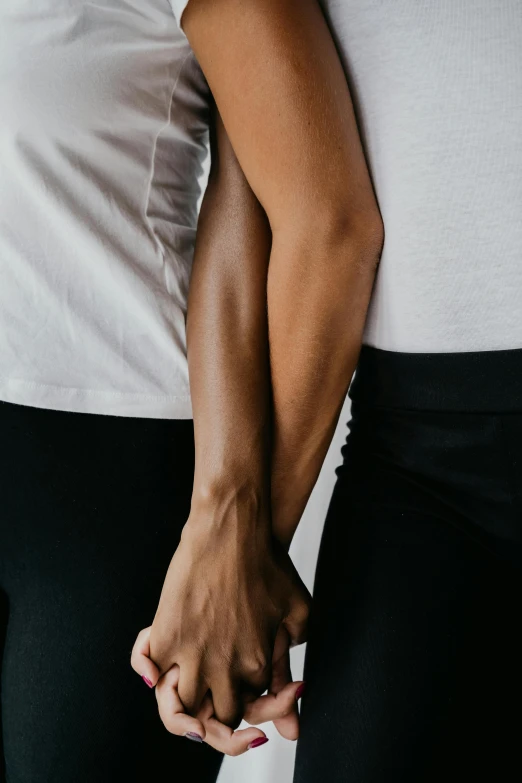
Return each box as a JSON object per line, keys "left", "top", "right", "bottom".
{"left": 0, "top": 0, "right": 207, "bottom": 417}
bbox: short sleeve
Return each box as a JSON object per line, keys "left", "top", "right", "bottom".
{"left": 170, "top": 0, "right": 191, "bottom": 30}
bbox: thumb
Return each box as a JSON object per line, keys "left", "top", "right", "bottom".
{"left": 273, "top": 540, "right": 311, "bottom": 646}
{"left": 283, "top": 573, "right": 311, "bottom": 647}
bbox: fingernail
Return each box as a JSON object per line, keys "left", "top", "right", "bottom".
{"left": 248, "top": 737, "right": 269, "bottom": 750}
{"left": 295, "top": 683, "right": 306, "bottom": 701}
{"left": 184, "top": 732, "right": 204, "bottom": 743}
{"left": 141, "top": 676, "right": 153, "bottom": 689}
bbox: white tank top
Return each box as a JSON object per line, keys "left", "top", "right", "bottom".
{"left": 0, "top": 0, "right": 202, "bottom": 418}
{"left": 323, "top": 0, "right": 522, "bottom": 352}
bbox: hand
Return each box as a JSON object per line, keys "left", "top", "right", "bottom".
{"left": 131, "top": 626, "right": 305, "bottom": 755}
{"left": 140, "top": 493, "right": 310, "bottom": 727}
{"left": 244, "top": 625, "right": 304, "bottom": 742}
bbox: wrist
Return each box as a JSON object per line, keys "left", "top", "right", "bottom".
{"left": 185, "top": 475, "right": 271, "bottom": 542}
{"left": 271, "top": 502, "right": 299, "bottom": 552}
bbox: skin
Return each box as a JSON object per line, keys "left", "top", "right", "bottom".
{"left": 132, "top": 0, "right": 384, "bottom": 755}
{"left": 132, "top": 109, "right": 307, "bottom": 755}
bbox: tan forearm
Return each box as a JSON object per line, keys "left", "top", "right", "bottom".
{"left": 268, "top": 220, "right": 383, "bottom": 548}
{"left": 183, "top": 0, "right": 384, "bottom": 543}
{"left": 188, "top": 125, "right": 382, "bottom": 554}
{"left": 189, "top": 175, "right": 382, "bottom": 548}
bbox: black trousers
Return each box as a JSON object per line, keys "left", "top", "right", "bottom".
{"left": 0, "top": 403, "right": 222, "bottom": 783}
{"left": 295, "top": 347, "right": 522, "bottom": 783}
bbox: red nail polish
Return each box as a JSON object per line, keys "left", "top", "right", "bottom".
{"left": 142, "top": 675, "right": 153, "bottom": 689}
{"left": 248, "top": 737, "right": 269, "bottom": 750}
{"left": 295, "top": 683, "right": 306, "bottom": 701}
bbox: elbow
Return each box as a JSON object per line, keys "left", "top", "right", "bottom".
{"left": 274, "top": 200, "right": 384, "bottom": 278}
{"left": 354, "top": 213, "right": 384, "bottom": 276}
{"left": 313, "top": 204, "right": 384, "bottom": 273}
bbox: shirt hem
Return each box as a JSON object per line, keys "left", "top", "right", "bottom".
{"left": 0, "top": 379, "right": 193, "bottom": 420}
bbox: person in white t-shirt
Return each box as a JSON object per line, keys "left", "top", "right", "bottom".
{"left": 0, "top": 0, "right": 382, "bottom": 779}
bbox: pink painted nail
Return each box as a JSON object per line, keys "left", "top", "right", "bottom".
{"left": 295, "top": 683, "right": 306, "bottom": 701}
{"left": 184, "top": 732, "right": 204, "bottom": 743}
{"left": 142, "top": 675, "right": 153, "bottom": 689}
{"left": 248, "top": 737, "right": 269, "bottom": 750}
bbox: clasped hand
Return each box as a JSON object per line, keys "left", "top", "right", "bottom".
{"left": 131, "top": 504, "right": 310, "bottom": 755}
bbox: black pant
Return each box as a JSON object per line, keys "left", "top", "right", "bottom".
{"left": 0, "top": 402, "right": 222, "bottom": 783}
{"left": 295, "top": 347, "right": 522, "bottom": 783}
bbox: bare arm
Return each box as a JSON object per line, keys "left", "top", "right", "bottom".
{"left": 187, "top": 106, "right": 272, "bottom": 522}
{"left": 182, "top": 0, "right": 384, "bottom": 546}
{"left": 140, "top": 0, "right": 383, "bottom": 737}
{"left": 186, "top": 108, "right": 308, "bottom": 742}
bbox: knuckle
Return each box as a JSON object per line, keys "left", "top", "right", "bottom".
{"left": 242, "top": 652, "right": 270, "bottom": 681}
{"left": 216, "top": 707, "right": 241, "bottom": 730}
{"left": 157, "top": 705, "right": 179, "bottom": 735}
{"left": 179, "top": 696, "right": 197, "bottom": 715}
{"left": 278, "top": 702, "right": 292, "bottom": 719}
{"left": 297, "top": 598, "right": 311, "bottom": 622}
{"left": 162, "top": 717, "right": 179, "bottom": 735}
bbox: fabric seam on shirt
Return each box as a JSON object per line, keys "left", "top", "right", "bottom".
{"left": 143, "top": 50, "right": 193, "bottom": 258}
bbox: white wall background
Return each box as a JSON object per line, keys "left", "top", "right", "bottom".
{"left": 218, "top": 397, "right": 351, "bottom": 783}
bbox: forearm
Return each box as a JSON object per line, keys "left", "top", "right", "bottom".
{"left": 182, "top": 0, "right": 384, "bottom": 545}
{"left": 154, "top": 116, "right": 311, "bottom": 731}
{"left": 268, "top": 220, "right": 383, "bottom": 548}
{"left": 189, "top": 195, "right": 382, "bottom": 551}
{"left": 186, "top": 113, "right": 273, "bottom": 535}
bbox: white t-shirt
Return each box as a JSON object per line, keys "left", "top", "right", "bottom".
{"left": 0, "top": 0, "right": 205, "bottom": 418}
{"left": 323, "top": 0, "right": 522, "bottom": 352}
{"left": 5, "top": 2, "right": 520, "bottom": 422}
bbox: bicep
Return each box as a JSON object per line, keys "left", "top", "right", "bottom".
{"left": 183, "top": 0, "right": 376, "bottom": 233}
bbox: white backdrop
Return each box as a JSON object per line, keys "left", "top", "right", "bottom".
{"left": 218, "top": 397, "right": 351, "bottom": 783}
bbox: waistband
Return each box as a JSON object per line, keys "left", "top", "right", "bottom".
{"left": 349, "top": 346, "right": 522, "bottom": 413}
